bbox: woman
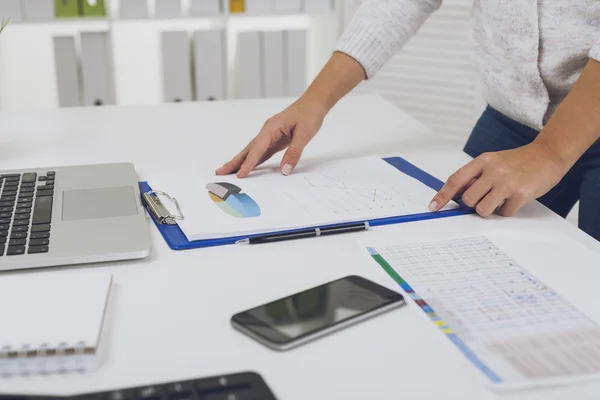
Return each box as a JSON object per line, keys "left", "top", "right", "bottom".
{"left": 217, "top": 0, "right": 600, "bottom": 242}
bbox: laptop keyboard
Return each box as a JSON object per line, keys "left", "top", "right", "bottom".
{"left": 0, "top": 371, "right": 278, "bottom": 400}
{"left": 0, "top": 171, "right": 54, "bottom": 256}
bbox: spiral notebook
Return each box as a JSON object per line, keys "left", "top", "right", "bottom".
{"left": 0, "top": 271, "right": 113, "bottom": 376}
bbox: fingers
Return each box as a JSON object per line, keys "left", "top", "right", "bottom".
{"left": 217, "top": 131, "right": 291, "bottom": 177}
{"left": 429, "top": 158, "right": 484, "bottom": 211}
{"left": 280, "top": 131, "right": 312, "bottom": 175}
{"left": 429, "top": 150, "right": 540, "bottom": 218}
{"left": 497, "top": 198, "right": 525, "bottom": 217}
{"left": 237, "top": 134, "right": 272, "bottom": 178}
{"left": 216, "top": 113, "right": 291, "bottom": 178}
{"left": 471, "top": 185, "right": 531, "bottom": 218}
{"left": 216, "top": 117, "right": 278, "bottom": 177}
{"left": 497, "top": 187, "right": 533, "bottom": 217}
{"left": 460, "top": 177, "right": 492, "bottom": 208}
{"left": 462, "top": 181, "right": 531, "bottom": 217}
{"left": 434, "top": 173, "right": 531, "bottom": 218}
{"left": 215, "top": 145, "right": 250, "bottom": 176}
{"left": 453, "top": 178, "right": 477, "bottom": 200}
{"left": 257, "top": 139, "right": 289, "bottom": 167}
{"left": 473, "top": 186, "right": 508, "bottom": 217}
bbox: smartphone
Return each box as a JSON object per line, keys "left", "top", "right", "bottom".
{"left": 231, "top": 275, "right": 405, "bottom": 351}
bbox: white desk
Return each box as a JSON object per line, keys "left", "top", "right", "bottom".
{"left": 1, "top": 94, "right": 599, "bottom": 399}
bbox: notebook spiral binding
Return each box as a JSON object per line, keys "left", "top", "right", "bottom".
{"left": 142, "top": 190, "right": 184, "bottom": 225}
{"left": 0, "top": 341, "right": 89, "bottom": 376}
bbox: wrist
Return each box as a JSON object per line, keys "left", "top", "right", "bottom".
{"left": 293, "top": 52, "right": 365, "bottom": 121}
{"left": 530, "top": 137, "right": 574, "bottom": 175}
{"left": 294, "top": 91, "right": 330, "bottom": 121}
{"left": 529, "top": 59, "right": 600, "bottom": 175}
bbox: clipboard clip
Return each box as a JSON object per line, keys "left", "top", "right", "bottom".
{"left": 143, "top": 190, "right": 184, "bottom": 225}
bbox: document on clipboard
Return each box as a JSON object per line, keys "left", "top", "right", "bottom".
{"left": 142, "top": 156, "right": 460, "bottom": 243}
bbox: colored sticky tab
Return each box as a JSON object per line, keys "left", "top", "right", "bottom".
{"left": 230, "top": 0, "right": 244, "bottom": 12}
{"left": 54, "top": 0, "right": 79, "bottom": 18}
{"left": 415, "top": 299, "right": 429, "bottom": 308}
{"left": 399, "top": 283, "right": 413, "bottom": 293}
{"left": 422, "top": 305, "right": 434, "bottom": 313}
{"left": 80, "top": 0, "right": 106, "bottom": 17}
{"left": 435, "top": 321, "right": 446, "bottom": 327}
{"left": 442, "top": 328, "right": 453, "bottom": 334}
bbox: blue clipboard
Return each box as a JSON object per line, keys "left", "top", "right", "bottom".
{"left": 139, "top": 157, "right": 474, "bottom": 250}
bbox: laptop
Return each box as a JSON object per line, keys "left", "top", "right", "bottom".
{"left": 0, "top": 163, "right": 151, "bottom": 272}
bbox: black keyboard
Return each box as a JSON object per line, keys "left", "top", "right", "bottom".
{"left": 0, "top": 171, "right": 54, "bottom": 256}
{"left": 0, "top": 371, "right": 277, "bottom": 400}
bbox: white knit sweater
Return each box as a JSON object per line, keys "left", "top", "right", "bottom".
{"left": 335, "top": 0, "right": 600, "bottom": 131}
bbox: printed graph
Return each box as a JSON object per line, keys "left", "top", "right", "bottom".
{"left": 297, "top": 171, "right": 407, "bottom": 214}
{"left": 206, "top": 182, "right": 261, "bottom": 218}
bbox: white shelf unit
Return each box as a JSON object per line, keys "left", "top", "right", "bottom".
{"left": 2, "top": 0, "right": 485, "bottom": 145}
{"left": 1, "top": 0, "right": 337, "bottom": 22}
{"left": 0, "top": 0, "right": 340, "bottom": 111}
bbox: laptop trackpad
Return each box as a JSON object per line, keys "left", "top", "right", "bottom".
{"left": 62, "top": 186, "right": 138, "bottom": 221}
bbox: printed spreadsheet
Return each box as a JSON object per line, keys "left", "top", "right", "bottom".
{"left": 367, "top": 235, "right": 600, "bottom": 389}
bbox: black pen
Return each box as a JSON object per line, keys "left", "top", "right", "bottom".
{"left": 235, "top": 222, "right": 371, "bottom": 245}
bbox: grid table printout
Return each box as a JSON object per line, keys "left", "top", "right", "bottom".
{"left": 366, "top": 235, "right": 600, "bottom": 390}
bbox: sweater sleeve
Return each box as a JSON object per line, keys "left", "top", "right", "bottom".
{"left": 589, "top": 40, "right": 600, "bottom": 62}
{"left": 335, "top": 0, "right": 443, "bottom": 79}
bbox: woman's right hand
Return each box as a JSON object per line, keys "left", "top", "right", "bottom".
{"left": 216, "top": 52, "right": 367, "bottom": 178}
{"left": 216, "top": 100, "right": 326, "bottom": 178}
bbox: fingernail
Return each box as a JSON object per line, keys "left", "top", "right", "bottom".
{"left": 282, "top": 163, "right": 293, "bottom": 176}
{"left": 428, "top": 201, "right": 438, "bottom": 211}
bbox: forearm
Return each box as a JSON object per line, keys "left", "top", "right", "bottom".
{"left": 534, "top": 59, "right": 600, "bottom": 172}
{"left": 336, "top": 0, "right": 442, "bottom": 78}
{"left": 298, "top": 52, "right": 366, "bottom": 116}
{"left": 297, "top": 0, "right": 442, "bottom": 117}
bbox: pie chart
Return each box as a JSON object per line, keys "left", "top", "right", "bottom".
{"left": 206, "top": 182, "right": 261, "bottom": 218}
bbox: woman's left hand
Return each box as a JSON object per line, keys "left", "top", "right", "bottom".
{"left": 428, "top": 141, "right": 569, "bottom": 217}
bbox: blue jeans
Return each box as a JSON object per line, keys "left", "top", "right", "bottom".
{"left": 463, "top": 106, "right": 600, "bottom": 242}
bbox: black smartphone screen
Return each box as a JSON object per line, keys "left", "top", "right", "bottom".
{"left": 232, "top": 275, "right": 404, "bottom": 345}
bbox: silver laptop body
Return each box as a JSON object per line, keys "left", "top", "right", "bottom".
{"left": 0, "top": 163, "right": 151, "bottom": 272}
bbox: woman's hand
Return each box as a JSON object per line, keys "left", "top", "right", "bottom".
{"left": 429, "top": 141, "right": 569, "bottom": 217}
{"left": 216, "top": 52, "right": 367, "bottom": 178}
{"left": 216, "top": 100, "right": 326, "bottom": 178}
{"left": 431, "top": 59, "right": 600, "bottom": 217}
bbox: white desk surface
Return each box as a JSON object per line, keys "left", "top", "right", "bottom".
{"left": 1, "top": 94, "right": 599, "bottom": 399}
